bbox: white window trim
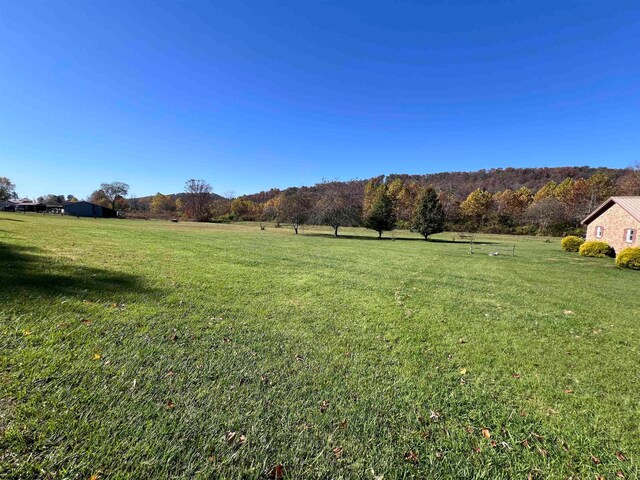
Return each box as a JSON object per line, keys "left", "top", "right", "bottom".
{"left": 595, "top": 226, "right": 603, "bottom": 238}
{"left": 625, "top": 228, "right": 635, "bottom": 243}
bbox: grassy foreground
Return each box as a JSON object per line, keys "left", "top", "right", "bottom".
{"left": 0, "top": 213, "right": 638, "bottom": 479}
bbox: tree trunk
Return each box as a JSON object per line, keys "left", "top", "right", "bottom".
{"left": 378, "top": 230, "right": 382, "bottom": 239}
{"left": 334, "top": 225, "right": 339, "bottom": 237}
{"left": 293, "top": 223, "right": 299, "bottom": 234}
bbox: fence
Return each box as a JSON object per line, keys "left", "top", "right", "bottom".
{"left": 469, "top": 238, "right": 516, "bottom": 256}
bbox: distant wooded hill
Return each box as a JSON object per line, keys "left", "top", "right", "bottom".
{"left": 131, "top": 166, "right": 630, "bottom": 206}
{"left": 240, "top": 166, "right": 629, "bottom": 202}
{"left": 131, "top": 191, "right": 223, "bottom": 209}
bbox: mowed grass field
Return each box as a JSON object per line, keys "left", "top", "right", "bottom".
{"left": 1, "top": 213, "right": 638, "bottom": 479}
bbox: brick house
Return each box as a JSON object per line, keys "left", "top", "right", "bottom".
{"left": 581, "top": 196, "right": 640, "bottom": 253}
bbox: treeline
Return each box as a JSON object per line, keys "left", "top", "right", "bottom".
{"left": 240, "top": 166, "right": 631, "bottom": 204}
{"left": 143, "top": 166, "right": 640, "bottom": 237}
{"left": 13, "top": 165, "right": 640, "bottom": 237}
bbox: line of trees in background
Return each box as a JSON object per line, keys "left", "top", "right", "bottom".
{"left": 5, "top": 164, "right": 640, "bottom": 237}
{"left": 124, "top": 164, "right": 640, "bottom": 238}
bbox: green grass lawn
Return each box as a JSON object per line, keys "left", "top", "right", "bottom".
{"left": 1, "top": 213, "right": 638, "bottom": 479}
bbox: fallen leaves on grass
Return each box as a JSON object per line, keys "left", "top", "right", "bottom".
{"left": 563, "top": 310, "right": 574, "bottom": 315}
{"left": 481, "top": 429, "right": 491, "bottom": 438}
{"left": 511, "top": 373, "right": 521, "bottom": 379}
{"left": 472, "top": 446, "right": 481, "bottom": 453}
{"left": 615, "top": 451, "right": 627, "bottom": 462}
{"left": 429, "top": 410, "right": 440, "bottom": 422}
{"left": 591, "top": 454, "right": 601, "bottom": 465}
{"left": 82, "top": 319, "right": 92, "bottom": 325}
{"left": 616, "top": 471, "right": 626, "bottom": 478}
{"left": 339, "top": 419, "right": 348, "bottom": 430}
{"left": 319, "top": 400, "right": 330, "bottom": 413}
{"left": 166, "top": 400, "right": 175, "bottom": 410}
{"left": 459, "top": 368, "right": 467, "bottom": 375}
{"left": 23, "top": 330, "right": 32, "bottom": 336}
{"left": 332, "top": 447, "right": 343, "bottom": 459}
{"left": 225, "top": 431, "right": 247, "bottom": 445}
{"left": 404, "top": 450, "right": 419, "bottom": 464}
{"left": 269, "top": 464, "right": 284, "bottom": 479}
{"left": 295, "top": 354, "right": 304, "bottom": 361}
{"left": 93, "top": 354, "right": 102, "bottom": 360}
{"left": 564, "top": 389, "right": 573, "bottom": 394}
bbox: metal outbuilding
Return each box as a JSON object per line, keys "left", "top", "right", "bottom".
{"left": 63, "top": 201, "right": 118, "bottom": 218}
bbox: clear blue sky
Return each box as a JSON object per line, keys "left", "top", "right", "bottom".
{"left": 1, "top": 1, "right": 639, "bottom": 199}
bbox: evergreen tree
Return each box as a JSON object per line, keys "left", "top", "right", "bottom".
{"left": 412, "top": 187, "right": 445, "bottom": 240}
{"left": 364, "top": 186, "right": 396, "bottom": 238}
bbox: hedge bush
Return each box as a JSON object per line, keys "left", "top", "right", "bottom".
{"left": 561, "top": 235, "right": 584, "bottom": 252}
{"left": 616, "top": 247, "right": 640, "bottom": 269}
{"left": 579, "top": 240, "right": 614, "bottom": 258}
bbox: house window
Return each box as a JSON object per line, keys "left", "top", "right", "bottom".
{"left": 595, "top": 226, "right": 603, "bottom": 238}
{"left": 625, "top": 229, "right": 636, "bottom": 243}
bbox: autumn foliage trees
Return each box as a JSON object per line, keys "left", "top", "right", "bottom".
{"left": 116, "top": 166, "right": 636, "bottom": 237}
{"left": 412, "top": 187, "right": 445, "bottom": 240}
{"left": 363, "top": 182, "right": 397, "bottom": 238}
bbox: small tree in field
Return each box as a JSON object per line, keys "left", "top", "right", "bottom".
{"left": 412, "top": 187, "right": 445, "bottom": 240}
{"left": 184, "top": 179, "right": 213, "bottom": 222}
{"left": 313, "top": 189, "right": 361, "bottom": 237}
{"left": 364, "top": 185, "right": 396, "bottom": 238}
{"left": 277, "top": 189, "right": 313, "bottom": 234}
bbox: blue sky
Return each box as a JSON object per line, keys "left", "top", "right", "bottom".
{"left": 1, "top": 1, "right": 639, "bottom": 199}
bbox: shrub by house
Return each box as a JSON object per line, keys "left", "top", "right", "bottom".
{"left": 561, "top": 235, "right": 584, "bottom": 252}
{"left": 579, "top": 240, "right": 614, "bottom": 258}
{"left": 616, "top": 247, "right": 640, "bottom": 269}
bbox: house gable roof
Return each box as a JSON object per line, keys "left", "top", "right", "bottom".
{"left": 581, "top": 196, "right": 640, "bottom": 225}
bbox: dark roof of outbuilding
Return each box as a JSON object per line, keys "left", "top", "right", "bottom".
{"left": 63, "top": 201, "right": 117, "bottom": 211}
{"left": 581, "top": 196, "right": 640, "bottom": 225}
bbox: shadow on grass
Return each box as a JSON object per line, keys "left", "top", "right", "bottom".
{"left": 0, "top": 242, "right": 154, "bottom": 300}
{"left": 0, "top": 216, "right": 25, "bottom": 222}
{"left": 302, "top": 232, "right": 496, "bottom": 245}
